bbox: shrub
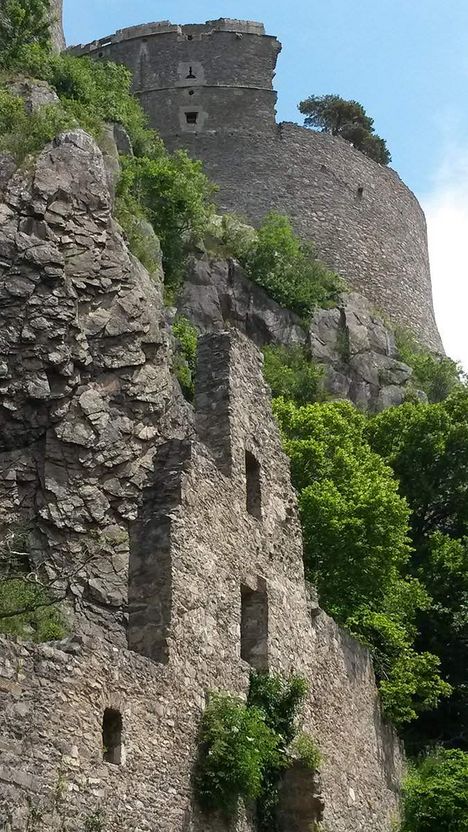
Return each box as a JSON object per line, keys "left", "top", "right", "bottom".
{"left": 0, "top": 578, "right": 67, "bottom": 641}
{"left": 223, "top": 212, "right": 344, "bottom": 318}
{"left": 401, "top": 749, "right": 468, "bottom": 832}
{"left": 117, "top": 152, "right": 216, "bottom": 287}
{"left": 262, "top": 344, "right": 326, "bottom": 405}
{"left": 290, "top": 732, "right": 322, "bottom": 770}
{"left": 395, "top": 327, "right": 463, "bottom": 403}
{"left": 0, "top": 89, "right": 77, "bottom": 161}
{"left": 195, "top": 693, "right": 280, "bottom": 816}
{"left": 172, "top": 316, "right": 198, "bottom": 400}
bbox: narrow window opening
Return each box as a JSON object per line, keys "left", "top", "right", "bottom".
{"left": 98, "top": 51, "right": 104, "bottom": 58}
{"left": 187, "top": 34, "right": 194, "bottom": 41}
{"left": 357, "top": 186, "right": 364, "bottom": 199}
{"left": 245, "top": 450, "right": 262, "bottom": 519}
{"left": 188, "top": 89, "right": 195, "bottom": 96}
{"left": 186, "top": 65, "right": 196, "bottom": 79}
{"left": 185, "top": 111, "right": 198, "bottom": 125}
{"left": 240, "top": 582, "right": 268, "bottom": 670}
{"left": 102, "top": 708, "right": 122, "bottom": 765}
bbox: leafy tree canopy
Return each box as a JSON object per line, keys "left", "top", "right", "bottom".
{"left": 401, "top": 749, "right": 468, "bottom": 832}
{"left": 298, "top": 93, "right": 391, "bottom": 164}
{"left": 0, "top": 0, "right": 51, "bottom": 67}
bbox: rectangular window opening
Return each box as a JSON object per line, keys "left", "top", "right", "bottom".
{"left": 245, "top": 450, "right": 262, "bottom": 519}
{"left": 185, "top": 111, "right": 198, "bottom": 125}
{"left": 240, "top": 582, "right": 269, "bottom": 671}
{"left": 102, "top": 708, "right": 123, "bottom": 765}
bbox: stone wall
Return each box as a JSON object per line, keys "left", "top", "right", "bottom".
{"left": 68, "top": 19, "right": 443, "bottom": 352}
{"left": 0, "top": 331, "right": 402, "bottom": 831}
{"left": 49, "top": 0, "right": 65, "bottom": 51}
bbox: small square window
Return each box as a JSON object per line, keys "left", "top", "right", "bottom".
{"left": 185, "top": 111, "right": 198, "bottom": 125}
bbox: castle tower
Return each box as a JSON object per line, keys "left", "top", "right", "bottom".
{"left": 69, "top": 21, "right": 443, "bottom": 352}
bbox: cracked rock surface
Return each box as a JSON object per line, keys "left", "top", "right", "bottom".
{"left": 0, "top": 129, "right": 190, "bottom": 642}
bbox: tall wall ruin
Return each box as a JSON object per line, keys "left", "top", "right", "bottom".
{"left": 69, "top": 18, "right": 443, "bottom": 352}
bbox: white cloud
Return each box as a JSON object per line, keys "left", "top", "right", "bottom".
{"left": 421, "top": 145, "right": 468, "bottom": 372}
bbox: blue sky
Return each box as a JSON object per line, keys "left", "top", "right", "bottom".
{"left": 63, "top": 1, "right": 468, "bottom": 368}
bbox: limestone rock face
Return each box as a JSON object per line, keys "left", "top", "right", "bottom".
{"left": 0, "top": 129, "right": 189, "bottom": 641}
{"left": 178, "top": 257, "right": 417, "bottom": 411}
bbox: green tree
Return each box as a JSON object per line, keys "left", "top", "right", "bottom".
{"left": 401, "top": 749, "right": 468, "bottom": 832}
{"left": 368, "top": 392, "right": 468, "bottom": 748}
{"left": 298, "top": 93, "right": 391, "bottom": 164}
{"left": 0, "top": 0, "right": 51, "bottom": 68}
{"left": 274, "top": 398, "right": 450, "bottom": 725}
{"left": 395, "top": 327, "right": 463, "bottom": 403}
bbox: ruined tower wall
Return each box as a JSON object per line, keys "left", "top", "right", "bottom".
{"left": 69, "top": 20, "right": 443, "bottom": 351}
{"left": 0, "top": 332, "right": 402, "bottom": 832}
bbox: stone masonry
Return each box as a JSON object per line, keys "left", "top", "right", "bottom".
{"left": 0, "top": 332, "right": 402, "bottom": 832}
{"left": 69, "top": 18, "right": 443, "bottom": 352}
{"left": 0, "top": 127, "right": 402, "bottom": 831}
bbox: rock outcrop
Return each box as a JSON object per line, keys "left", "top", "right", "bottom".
{"left": 178, "top": 256, "right": 417, "bottom": 411}
{"left": 0, "top": 128, "right": 189, "bottom": 642}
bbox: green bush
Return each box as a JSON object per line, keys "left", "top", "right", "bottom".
{"left": 172, "top": 316, "right": 198, "bottom": 401}
{"left": 0, "top": 87, "right": 77, "bottom": 161}
{"left": 195, "top": 693, "right": 280, "bottom": 816}
{"left": 290, "top": 732, "right": 322, "bottom": 770}
{"left": 401, "top": 749, "right": 468, "bottom": 832}
{"left": 117, "top": 153, "right": 216, "bottom": 287}
{"left": 0, "top": 578, "right": 67, "bottom": 642}
{"left": 262, "top": 344, "right": 326, "bottom": 405}
{"left": 395, "top": 327, "right": 463, "bottom": 403}
{"left": 222, "top": 212, "right": 344, "bottom": 318}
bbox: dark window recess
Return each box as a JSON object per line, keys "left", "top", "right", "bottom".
{"left": 245, "top": 450, "right": 262, "bottom": 519}
{"left": 188, "top": 89, "right": 195, "bottom": 96}
{"left": 240, "top": 583, "right": 269, "bottom": 670}
{"left": 185, "top": 111, "right": 198, "bottom": 125}
{"left": 102, "top": 708, "right": 122, "bottom": 765}
{"left": 187, "top": 34, "right": 193, "bottom": 41}
{"left": 186, "top": 65, "right": 196, "bottom": 79}
{"left": 357, "top": 186, "right": 364, "bottom": 199}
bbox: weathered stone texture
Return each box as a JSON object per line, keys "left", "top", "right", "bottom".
{"left": 0, "top": 331, "right": 402, "bottom": 831}
{"left": 69, "top": 19, "right": 443, "bottom": 352}
{"left": 49, "top": 0, "right": 65, "bottom": 52}
{"left": 0, "top": 128, "right": 189, "bottom": 642}
{"left": 178, "top": 256, "right": 418, "bottom": 411}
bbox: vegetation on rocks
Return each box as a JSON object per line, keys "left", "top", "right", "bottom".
{"left": 220, "top": 211, "right": 344, "bottom": 318}
{"left": 401, "top": 749, "right": 468, "bottom": 832}
{"left": 262, "top": 344, "right": 326, "bottom": 406}
{"left": 395, "top": 327, "right": 464, "bottom": 403}
{"left": 172, "top": 315, "right": 198, "bottom": 401}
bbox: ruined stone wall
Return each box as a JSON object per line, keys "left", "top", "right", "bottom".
{"left": 0, "top": 330, "right": 402, "bottom": 832}
{"left": 69, "top": 19, "right": 443, "bottom": 351}
{"left": 49, "top": 0, "right": 65, "bottom": 51}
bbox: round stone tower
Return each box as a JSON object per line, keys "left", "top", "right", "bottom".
{"left": 69, "top": 20, "right": 443, "bottom": 351}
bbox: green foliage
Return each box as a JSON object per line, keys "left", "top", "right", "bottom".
{"left": 0, "top": 578, "right": 66, "bottom": 642}
{"left": 195, "top": 692, "right": 280, "bottom": 816}
{"left": 172, "top": 316, "right": 198, "bottom": 401}
{"left": 368, "top": 391, "right": 468, "bottom": 747}
{"left": 274, "top": 397, "right": 451, "bottom": 726}
{"left": 247, "top": 672, "right": 309, "bottom": 831}
{"left": 274, "top": 398, "right": 411, "bottom": 620}
{"left": 290, "top": 732, "right": 322, "bottom": 770}
{"left": 222, "top": 212, "right": 344, "bottom": 318}
{"left": 0, "top": 0, "right": 51, "bottom": 68}
{"left": 401, "top": 749, "right": 468, "bottom": 832}
{"left": 262, "top": 345, "right": 326, "bottom": 406}
{"left": 0, "top": 87, "right": 76, "bottom": 161}
{"left": 84, "top": 808, "right": 106, "bottom": 832}
{"left": 396, "top": 328, "right": 463, "bottom": 403}
{"left": 196, "top": 673, "right": 314, "bottom": 830}
{"left": 117, "top": 152, "right": 216, "bottom": 287}
{"left": 298, "top": 94, "right": 391, "bottom": 164}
